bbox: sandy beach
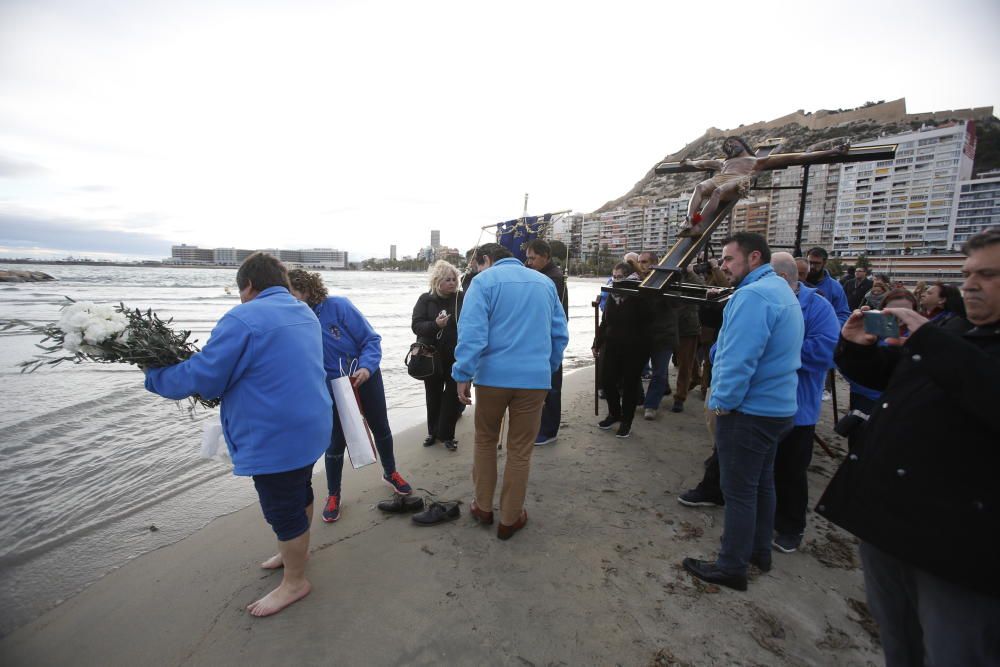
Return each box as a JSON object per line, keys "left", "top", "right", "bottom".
{"left": 1, "top": 366, "right": 881, "bottom": 666}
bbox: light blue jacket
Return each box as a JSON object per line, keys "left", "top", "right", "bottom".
{"left": 312, "top": 296, "right": 382, "bottom": 380}
{"left": 809, "top": 269, "right": 851, "bottom": 325}
{"left": 452, "top": 257, "right": 569, "bottom": 389}
{"left": 708, "top": 264, "right": 804, "bottom": 417}
{"left": 794, "top": 284, "right": 840, "bottom": 426}
{"left": 145, "top": 287, "right": 332, "bottom": 476}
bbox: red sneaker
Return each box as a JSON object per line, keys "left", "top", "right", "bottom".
{"left": 383, "top": 471, "right": 413, "bottom": 495}
{"left": 322, "top": 493, "right": 341, "bottom": 523}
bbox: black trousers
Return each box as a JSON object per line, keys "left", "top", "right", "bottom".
{"left": 773, "top": 424, "right": 815, "bottom": 536}
{"left": 424, "top": 363, "right": 460, "bottom": 440}
{"left": 537, "top": 365, "right": 563, "bottom": 438}
{"left": 601, "top": 342, "right": 646, "bottom": 423}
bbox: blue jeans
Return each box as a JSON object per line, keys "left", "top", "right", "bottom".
{"left": 715, "top": 411, "right": 793, "bottom": 575}
{"left": 644, "top": 345, "right": 674, "bottom": 410}
{"left": 326, "top": 368, "right": 396, "bottom": 495}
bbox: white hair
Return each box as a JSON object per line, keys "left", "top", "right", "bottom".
{"left": 770, "top": 252, "right": 798, "bottom": 289}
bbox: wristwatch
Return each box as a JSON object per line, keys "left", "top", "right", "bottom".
{"left": 713, "top": 407, "right": 731, "bottom": 417}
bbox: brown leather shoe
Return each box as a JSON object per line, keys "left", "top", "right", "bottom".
{"left": 497, "top": 510, "right": 527, "bottom": 540}
{"left": 470, "top": 500, "right": 494, "bottom": 525}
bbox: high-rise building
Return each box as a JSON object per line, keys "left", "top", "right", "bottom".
{"left": 430, "top": 230, "right": 440, "bottom": 247}
{"left": 390, "top": 245, "right": 397, "bottom": 261}
{"left": 955, "top": 170, "right": 1000, "bottom": 249}
{"left": 833, "top": 121, "right": 976, "bottom": 256}
{"left": 732, "top": 198, "right": 771, "bottom": 237}
{"left": 768, "top": 162, "right": 841, "bottom": 250}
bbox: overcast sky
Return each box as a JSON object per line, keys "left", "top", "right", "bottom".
{"left": 1, "top": 0, "right": 998, "bottom": 261}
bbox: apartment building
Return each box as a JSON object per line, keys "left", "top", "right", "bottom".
{"left": 955, "top": 170, "right": 1000, "bottom": 249}
{"left": 833, "top": 121, "right": 976, "bottom": 256}
{"left": 768, "top": 162, "right": 841, "bottom": 250}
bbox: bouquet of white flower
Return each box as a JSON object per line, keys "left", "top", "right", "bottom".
{"left": 2, "top": 298, "right": 219, "bottom": 409}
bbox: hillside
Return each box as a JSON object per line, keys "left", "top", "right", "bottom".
{"left": 597, "top": 98, "right": 998, "bottom": 213}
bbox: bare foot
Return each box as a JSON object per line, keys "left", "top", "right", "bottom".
{"left": 678, "top": 224, "right": 702, "bottom": 238}
{"left": 260, "top": 552, "right": 310, "bottom": 569}
{"left": 246, "top": 580, "right": 312, "bottom": 617}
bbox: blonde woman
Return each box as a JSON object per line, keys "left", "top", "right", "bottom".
{"left": 411, "top": 261, "right": 463, "bottom": 450}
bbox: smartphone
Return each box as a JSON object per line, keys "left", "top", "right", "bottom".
{"left": 863, "top": 311, "right": 900, "bottom": 338}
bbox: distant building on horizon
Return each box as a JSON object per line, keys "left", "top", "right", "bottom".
{"left": 390, "top": 244, "right": 397, "bottom": 261}
{"left": 430, "top": 230, "right": 440, "bottom": 248}
{"left": 168, "top": 244, "right": 348, "bottom": 269}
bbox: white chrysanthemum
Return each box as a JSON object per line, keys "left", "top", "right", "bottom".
{"left": 57, "top": 302, "right": 127, "bottom": 348}
{"left": 63, "top": 332, "right": 83, "bottom": 353}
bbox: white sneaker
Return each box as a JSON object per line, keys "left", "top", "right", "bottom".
{"left": 643, "top": 408, "right": 656, "bottom": 420}
{"left": 822, "top": 391, "right": 831, "bottom": 402}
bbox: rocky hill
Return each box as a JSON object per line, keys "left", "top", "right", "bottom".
{"left": 597, "top": 98, "right": 998, "bottom": 213}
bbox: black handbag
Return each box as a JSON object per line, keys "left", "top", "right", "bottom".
{"left": 405, "top": 342, "right": 440, "bottom": 380}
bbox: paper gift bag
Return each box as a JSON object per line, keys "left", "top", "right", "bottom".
{"left": 199, "top": 413, "right": 231, "bottom": 463}
{"left": 330, "top": 359, "right": 377, "bottom": 469}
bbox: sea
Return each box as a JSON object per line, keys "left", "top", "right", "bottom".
{"left": 0, "top": 263, "right": 601, "bottom": 636}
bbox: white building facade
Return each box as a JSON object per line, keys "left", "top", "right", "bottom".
{"left": 833, "top": 121, "right": 976, "bottom": 256}
{"left": 955, "top": 170, "right": 1000, "bottom": 249}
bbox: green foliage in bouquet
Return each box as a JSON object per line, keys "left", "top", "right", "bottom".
{"left": 1, "top": 297, "right": 220, "bottom": 409}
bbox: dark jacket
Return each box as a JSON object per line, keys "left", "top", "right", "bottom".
{"left": 641, "top": 297, "right": 679, "bottom": 350}
{"left": 843, "top": 276, "right": 873, "bottom": 310}
{"left": 412, "top": 290, "right": 463, "bottom": 363}
{"left": 816, "top": 322, "right": 1000, "bottom": 597}
{"left": 594, "top": 293, "right": 644, "bottom": 350}
{"left": 928, "top": 310, "right": 973, "bottom": 335}
{"left": 539, "top": 261, "right": 569, "bottom": 316}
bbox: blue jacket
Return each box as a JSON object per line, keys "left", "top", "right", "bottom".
{"left": 452, "top": 257, "right": 569, "bottom": 389}
{"left": 794, "top": 284, "right": 840, "bottom": 426}
{"left": 145, "top": 287, "right": 332, "bottom": 476}
{"left": 312, "top": 296, "right": 382, "bottom": 380}
{"left": 809, "top": 269, "right": 851, "bottom": 325}
{"left": 708, "top": 264, "right": 804, "bottom": 417}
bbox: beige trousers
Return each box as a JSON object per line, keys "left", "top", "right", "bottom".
{"left": 473, "top": 386, "right": 547, "bottom": 526}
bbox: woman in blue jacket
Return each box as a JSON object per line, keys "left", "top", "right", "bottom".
{"left": 288, "top": 270, "right": 412, "bottom": 523}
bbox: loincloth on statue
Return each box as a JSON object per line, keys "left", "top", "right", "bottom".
{"left": 709, "top": 172, "right": 753, "bottom": 198}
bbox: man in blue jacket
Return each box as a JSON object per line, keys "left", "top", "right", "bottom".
{"left": 805, "top": 246, "right": 851, "bottom": 325}
{"left": 769, "top": 252, "right": 840, "bottom": 553}
{"left": 683, "top": 233, "right": 803, "bottom": 591}
{"left": 454, "top": 243, "right": 569, "bottom": 540}
{"left": 145, "top": 253, "right": 332, "bottom": 617}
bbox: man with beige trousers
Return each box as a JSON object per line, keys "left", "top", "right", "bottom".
{"left": 454, "top": 243, "right": 569, "bottom": 540}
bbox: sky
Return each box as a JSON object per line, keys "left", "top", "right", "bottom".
{"left": 1, "top": 0, "right": 998, "bottom": 261}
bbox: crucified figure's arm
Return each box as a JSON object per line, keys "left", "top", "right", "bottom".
{"left": 754, "top": 143, "right": 850, "bottom": 171}
{"left": 679, "top": 157, "right": 725, "bottom": 171}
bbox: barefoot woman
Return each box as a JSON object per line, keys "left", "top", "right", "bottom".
{"left": 144, "top": 253, "right": 331, "bottom": 617}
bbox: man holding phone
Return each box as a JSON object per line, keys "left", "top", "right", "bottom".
{"left": 817, "top": 227, "right": 1000, "bottom": 666}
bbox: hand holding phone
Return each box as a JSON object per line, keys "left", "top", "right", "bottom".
{"left": 863, "top": 311, "right": 900, "bottom": 338}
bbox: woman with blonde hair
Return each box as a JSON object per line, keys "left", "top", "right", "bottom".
{"left": 412, "top": 260, "right": 463, "bottom": 450}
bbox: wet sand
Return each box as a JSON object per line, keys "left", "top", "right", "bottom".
{"left": 1, "top": 367, "right": 881, "bottom": 666}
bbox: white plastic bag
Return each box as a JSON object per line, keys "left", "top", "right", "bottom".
{"left": 330, "top": 359, "right": 377, "bottom": 469}
{"left": 199, "top": 413, "right": 231, "bottom": 463}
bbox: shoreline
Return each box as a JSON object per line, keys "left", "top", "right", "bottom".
{"left": 1, "top": 366, "right": 881, "bottom": 665}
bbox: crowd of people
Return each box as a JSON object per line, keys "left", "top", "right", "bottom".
{"left": 139, "top": 225, "right": 999, "bottom": 665}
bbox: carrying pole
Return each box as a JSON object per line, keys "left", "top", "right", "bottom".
{"left": 592, "top": 299, "right": 600, "bottom": 416}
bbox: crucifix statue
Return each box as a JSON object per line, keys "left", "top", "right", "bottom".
{"left": 678, "top": 136, "right": 849, "bottom": 237}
